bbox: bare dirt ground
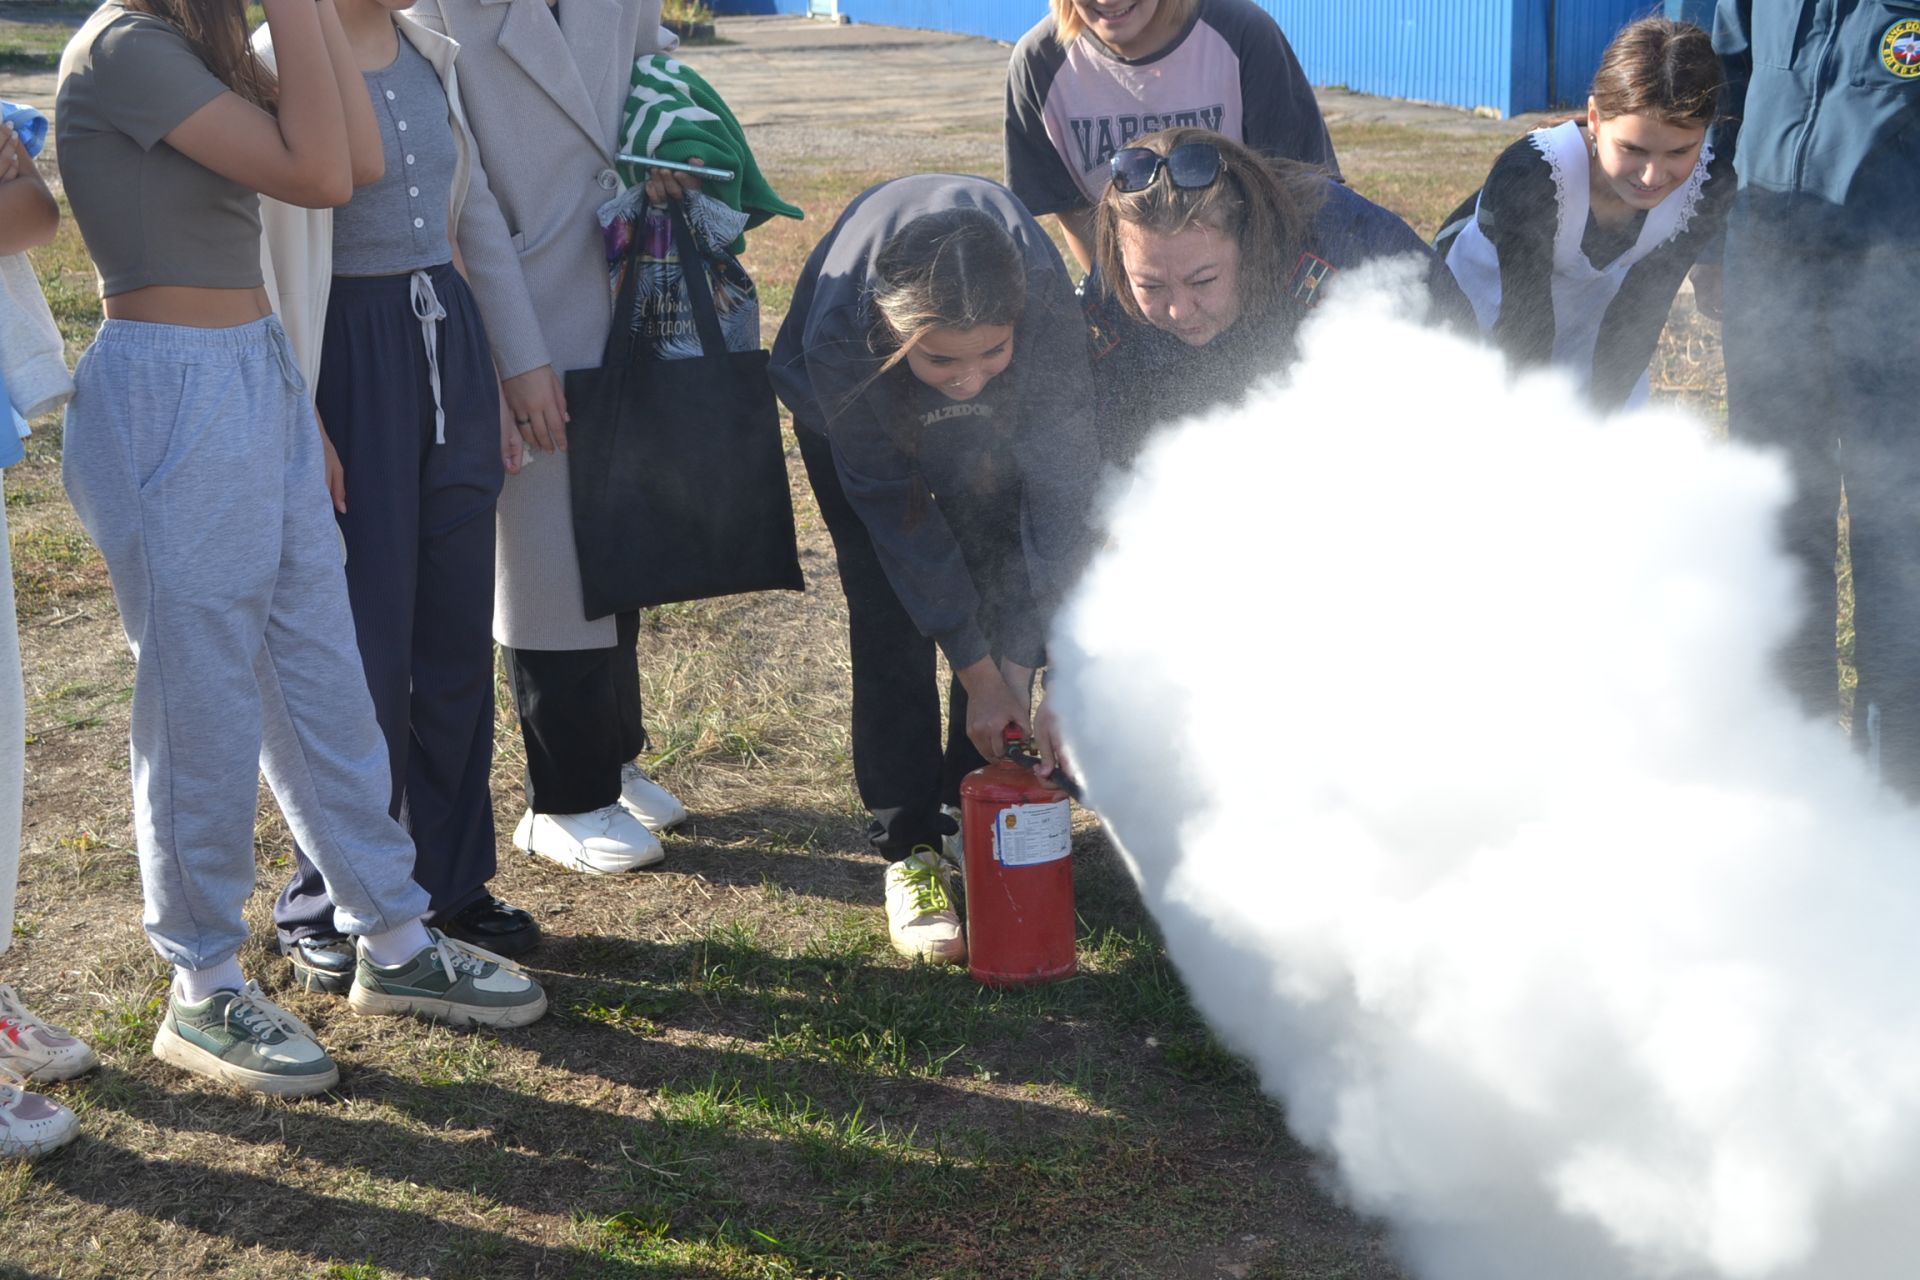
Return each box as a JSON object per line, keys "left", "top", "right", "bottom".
{"left": 0, "top": 14, "right": 1725, "bottom": 1278}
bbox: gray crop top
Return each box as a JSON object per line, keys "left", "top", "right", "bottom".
{"left": 331, "top": 37, "right": 457, "bottom": 276}
{"left": 55, "top": 3, "right": 264, "bottom": 296}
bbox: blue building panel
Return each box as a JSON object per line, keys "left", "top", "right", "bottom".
{"left": 711, "top": 0, "right": 1037, "bottom": 41}
{"left": 1666, "top": 0, "right": 1717, "bottom": 25}
{"left": 843, "top": 1, "right": 1038, "bottom": 42}
{"left": 1259, "top": 1, "right": 1529, "bottom": 116}
{"left": 1550, "top": 0, "right": 1661, "bottom": 107}
{"left": 710, "top": 0, "right": 812, "bottom": 13}
{"left": 707, "top": 0, "right": 1689, "bottom": 116}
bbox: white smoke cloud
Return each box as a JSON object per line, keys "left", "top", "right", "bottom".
{"left": 1050, "top": 270, "right": 1920, "bottom": 1280}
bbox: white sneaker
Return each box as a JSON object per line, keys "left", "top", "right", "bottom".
{"left": 0, "top": 984, "right": 98, "bottom": 1082}
{"left": 513, "top": 803, "right": 665, "bottom": 873}
{"left": 619, "top": 762, "right": 689, "bottom": 832}
{"left": 0, "top": 1065, "right": 79, "bottom": 1158}
{"left": 883, "top": 849, "right": 965, "bottom": 964}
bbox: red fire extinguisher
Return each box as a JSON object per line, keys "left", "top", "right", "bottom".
{"left": 959, "top": 726, "right": 1077, "bottom": 987}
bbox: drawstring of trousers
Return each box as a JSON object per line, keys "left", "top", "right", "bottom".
{"left": 410, "top": 269, "right": 448, "bottom": 444}
{"left": 268, "top": 318, "right": 304, "bottom": 394}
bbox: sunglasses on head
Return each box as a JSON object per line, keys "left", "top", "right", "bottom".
{"left": 1108, "top": 141, "right": 1224, "bottom": 194}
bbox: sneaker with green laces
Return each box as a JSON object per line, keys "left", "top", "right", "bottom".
{"left": 347, "top": 931, "right": 548, "bottom": 1028}
{"left": 151, "top": 981, "right": 339, "bottom": 1097}
{"left": 883, "top": 848, "right": 965, "bottom": 964}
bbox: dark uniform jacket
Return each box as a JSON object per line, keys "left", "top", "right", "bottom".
{"left": 1714, "top": 0, "right": 1920, "bottom": 245}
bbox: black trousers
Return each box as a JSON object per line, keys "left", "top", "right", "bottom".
{"left": 1723, "top": 214, "right": 1920, "bottom": 796}
{"left": 500, "top": 609, "right": 648, "bottom": 815}
{"left": 276, "top": 265, "right": 503, "bottom": 943}
{"left": 798, "top": 424, "right": 1033, "bottom": 860}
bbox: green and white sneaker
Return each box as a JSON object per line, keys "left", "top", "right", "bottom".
{"left": 151, "top": 981, "right": 339, "bottom": 1097}
{"left": 347, "top": 931, "right": 548, "bottom": 1029}
{"left": 883, "top": 848, "right": 966, "bottom": 964}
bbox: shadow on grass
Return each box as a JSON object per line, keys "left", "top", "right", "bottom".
{"left": 48, "top": 1054, "right": 1187, "bottom": 1278}
{"left": 41, "top": 1128, "right": 743, "bottom": 1278}
{"left": 530, "top": 917, "right": 1247, "bottom": 1104}
{"left": 34, "top": 904, "right": 1310, "bottom": 1278}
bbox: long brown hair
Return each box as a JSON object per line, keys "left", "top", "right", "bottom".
{"left": 868, "top": 207, "right": 1027, "bottom": 377}
{"left": 1589, "top": 17, "right": 1723, "bottom": 128}
{"left": 123, "top": 0, "right": 275, "bottom": 109}
{"left": 1090, "top": 126, "right": 1327, "bottom": 329}
{"left": 1050, "top": 0, "right": 1197, "bottom": 46}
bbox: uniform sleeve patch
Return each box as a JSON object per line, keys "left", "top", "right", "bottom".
{"left": 1085, "top": 293, "right": 1122, "bottom": 363}
{"left": 1883, "top": 20, "right": 1920, "bottom": 78}
{"left": 1290, "top": 253, "right": 1337, "bottom": 306}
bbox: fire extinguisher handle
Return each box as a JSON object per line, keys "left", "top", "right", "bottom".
{"left": 1004, "top": 745, "right": 1085, "bottom": 804}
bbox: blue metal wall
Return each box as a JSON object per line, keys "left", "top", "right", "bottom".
{"left": 1549, "top": 0, "right": 1661, "bottom": 107}
{"left": 1258, "top": 1, "right": 1541, "bottom": 116}
{"left": 1665, "top": 0, "right": 1717, "bottom": 26}
{"left": 705, "top": 1, "right": 1035, "bottom": 39}
{"left": 711, "top": 0, "right": 810, "bottom": 14}
{"left": 769, "top": 1, "right": 1038, "bottom": 42}
{"left": 707, "top": 0, "right": 1695, "bottom": 115}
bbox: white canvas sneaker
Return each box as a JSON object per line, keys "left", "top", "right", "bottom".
{"left": 513, "top": 803, "right": 665, "bottom": 873}
{"left": 619, "top": 762, "right": 689, "bottom": 833}
{"left": 0, "top": 985, "right": 98, "bottom": 1082}
{"left": 883, "top": 849, "right": 966, "bottom": 964}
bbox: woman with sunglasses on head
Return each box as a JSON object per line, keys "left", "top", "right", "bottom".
{"left": 55, "top": 0, "right": 547, "bottom": 1099}
{"left": 771, "top": 175, "right": 1098, "bottom": 966}
{"left": 1007, "top": 0, "right": 1337, "bottom": 272}
{"left": 1086, "top": 127, "right": 1471, "bottom": 467}
{"left": 1435, "top": 18, "right": 1731, "bottom": 412}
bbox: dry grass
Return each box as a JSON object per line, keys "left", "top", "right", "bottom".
{"left": 3, "top": 173, "right": 1355, "bottom": 1276}
{"left": 0, "top": 15, "right": 1757, "bottom": 1279}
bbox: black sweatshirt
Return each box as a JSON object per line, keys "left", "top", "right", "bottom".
{"left": 769, "top": 174, "right": 1100, "bottom": 670}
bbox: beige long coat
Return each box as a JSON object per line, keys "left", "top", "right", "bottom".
{"left": 408, "top": 0, "right": 664, "bottom": 650}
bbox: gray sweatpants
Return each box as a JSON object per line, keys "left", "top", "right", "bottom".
{"left": 62, "top": 317, "right": 430, "bottom": 971}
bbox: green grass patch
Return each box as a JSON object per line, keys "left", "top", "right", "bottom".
{"left": 0, "top": 7, "right": 85, "bottom": 72}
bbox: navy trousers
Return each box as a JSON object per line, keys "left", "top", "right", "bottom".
{"left": 1723, "top": 213, "right": 1920, "bottom": 796}
{"left": 797, "top": 422, "right": 1036, "bottom": 860}
{"left": 275, "top": 264, "right": 505, "bottom": 943}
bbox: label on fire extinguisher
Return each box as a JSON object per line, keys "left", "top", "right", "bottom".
{"left": 993, "top": 799, "right": 1073, "bottom": 866}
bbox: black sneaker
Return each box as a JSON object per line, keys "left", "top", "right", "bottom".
{"left": 439, "top": 896, "right": 541, "bottom": 958}
{"left": 283, "top": 935, "right": 356, "bottom": 995}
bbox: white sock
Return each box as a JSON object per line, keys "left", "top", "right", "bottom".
{"left": 359, "top": 919, "right": 434, "bottom": 968}
{"left": 174, "top": 958, "right": 246, "bottom": 1004}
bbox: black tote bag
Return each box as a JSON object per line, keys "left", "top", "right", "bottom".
{"left": 565, "top": 202, "right": 803, "bottom": 619}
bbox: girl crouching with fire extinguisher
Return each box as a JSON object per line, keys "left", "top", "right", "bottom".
{"left": 770, "top": 174, "right": 1097, "bottom": 965}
